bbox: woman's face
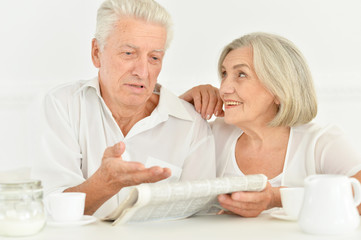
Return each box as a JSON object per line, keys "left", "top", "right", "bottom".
{"left": 219, "top": 47, "right": 279, "bottom": 128}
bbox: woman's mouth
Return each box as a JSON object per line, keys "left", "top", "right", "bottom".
{"left": 224, "top": 101, "right": 243, "bottom": 106}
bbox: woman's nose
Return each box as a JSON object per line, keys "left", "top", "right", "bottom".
{"left": 220, "top": 78, "right": 234, "bottom": 95}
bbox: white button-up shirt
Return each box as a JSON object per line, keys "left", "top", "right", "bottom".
{"left": 30, "top": 78, "right": 216, "bottom": 217}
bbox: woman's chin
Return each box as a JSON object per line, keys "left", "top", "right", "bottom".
{"left": 223, "top": 116, "right": 239, "bottom": 126}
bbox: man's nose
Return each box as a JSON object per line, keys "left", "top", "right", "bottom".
{"left": 132, "top": 57, "right": 149, "bottom": 79}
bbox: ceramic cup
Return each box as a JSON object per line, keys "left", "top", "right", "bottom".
{"left": 46, "top": 192, "right": 86, "bottom": 222}
{"left": 280, "top": 187, "right": 304, "bottom": 219}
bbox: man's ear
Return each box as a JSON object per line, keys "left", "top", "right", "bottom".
{"left": 91, "top": 38, "right": 101, "bottom": 68}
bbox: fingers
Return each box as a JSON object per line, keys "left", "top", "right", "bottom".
{"left": 199, "top": 85, "right": 221, "bottom": 120}
{"left": 192, "top": 90, "right": 203, "bottom": 115}
{"left": 119, "top": 166, "right": 172, "bottom": 187}
{"left": 218, "top": 191, "right": 271, "bottom": 217}
{"left": 103, "top": 142, "right": 126, "bottom": 159}
{"left": 217, "top": 209, "right": 235, "bottom": 215}
{"left": 114, "top": 142, "right": 126, "bottom": 156}
{"left": 201, "top": 85, "right": 223, "bottom": 120}
{"left": 180, "top": 85, "right": 223, "bottom": 120}
{"left": 214, "top": 90, "right": 225, "bottom": 117}
{"left": 200, "top": 89, "right": 210, "bottom": 119}
{"left": 218, "top": 194, "right": 262, "bottom": 217}
{"left": 219, "top": 202, "right": 262, "bottom": 217}
{"left": 118, "top": 161, "right": 146, "bottom": 172}
{"left": 179, "top": 90, "right": 194, "bottom": 104}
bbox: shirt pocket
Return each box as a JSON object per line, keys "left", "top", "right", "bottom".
{"left": 145, "top": 156, "right": 182, "bottom": 182}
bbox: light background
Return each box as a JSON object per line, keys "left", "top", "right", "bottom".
{"left": 1, "top": 0, "right": 361, "bottom": 170}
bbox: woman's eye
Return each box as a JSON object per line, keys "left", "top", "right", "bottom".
{"left": 221, "top": 71, "right": 227, "bottom": 78}
{"left": 125, "top": 52, "right": 132, "bottom": 55}
{"left": 239, "top": 72, "right": 246, "bottom": 78}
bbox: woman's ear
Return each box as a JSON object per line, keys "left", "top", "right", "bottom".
{"left": 274, "top": 97, "right": 280, "bottom": 105}
{"left": 91, "top": 38, "right": 101, "bottom": 68}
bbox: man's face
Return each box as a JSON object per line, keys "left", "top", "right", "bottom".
{"left": 92, "top": 17, "right": 167, "bottom": 108}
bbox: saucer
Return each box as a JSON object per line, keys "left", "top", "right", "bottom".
{"left": 47, "top": 215, "right": 97, "bottom": 227}
{"left": 270, "top": 209, "right": 297, "bottom": 221}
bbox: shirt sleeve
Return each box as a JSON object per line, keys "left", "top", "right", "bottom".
{"left": 315, "top": 125, "right": 361, "bottom": 176}
{"left": 29, "top": 93, "right": 84, "bottom": 196}
{"left": 179, "top": 118, "right": 216, "bottom": 181}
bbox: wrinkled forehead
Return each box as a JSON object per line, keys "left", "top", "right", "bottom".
{"left": 222, "top": 47, "right": 254, "bottom": 68}
{"left": 107, "top": 17, "right": 167, "bottom": 50}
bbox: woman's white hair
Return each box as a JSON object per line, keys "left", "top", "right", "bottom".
{"left": 95, "top": 0, "right": 173, "bottom": 51}
{"left": 218, "top": 32, "right": 317, "bottom": 127}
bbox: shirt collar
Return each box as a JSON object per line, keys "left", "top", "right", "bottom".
{"left": 75, "top": 77, "right": 101, "bottom": 97}
{"left": 75, "top": 77, "right": 193, "bottom": 122}
{"left": 156, "top": 84, "right": 193, "bottom": 122}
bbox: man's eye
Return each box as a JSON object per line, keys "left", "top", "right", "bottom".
{"left": 121, "top": 51, "right": 136, "bottom": 59}
{"left": 221, "top": 71, "right": 227, "bottom": 78}
{"left": 149, "top": 55, "right": 162, "bottom": 64}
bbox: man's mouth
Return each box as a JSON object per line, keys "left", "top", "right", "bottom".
{"left": 128, "top": 84, "right": 145, "bottom": 89}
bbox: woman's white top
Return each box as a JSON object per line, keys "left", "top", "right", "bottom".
{"left": 211, "top": 118, "right": 361, "bottom": 187}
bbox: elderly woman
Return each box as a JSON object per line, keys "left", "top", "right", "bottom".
{"left": 181, "top": 32, "right": 361, "bottom": 217}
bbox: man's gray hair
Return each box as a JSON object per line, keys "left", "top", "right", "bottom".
{"left": 95, "top": 0, "right": 173, "bottom": 51}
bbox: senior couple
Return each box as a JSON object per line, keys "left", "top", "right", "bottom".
{"left": 31, "top": 0, "right": 361, "bottom": 219}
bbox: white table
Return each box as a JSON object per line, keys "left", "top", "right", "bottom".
{"left": 2, "top": 212, "right": 361, "bottom": 240}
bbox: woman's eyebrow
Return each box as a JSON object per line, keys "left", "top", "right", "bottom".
{"left": 233, "top": 64, "right": 250, "bottom": 70}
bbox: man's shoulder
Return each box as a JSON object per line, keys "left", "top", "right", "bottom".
{"left": 178, "top": 99, "right": 206, "bottom": 121}
{"left": 159, "top": 86, "right": 207, "bottom": 124}
{"left": 46, "top": 79, "right": 92, "bottom": 99}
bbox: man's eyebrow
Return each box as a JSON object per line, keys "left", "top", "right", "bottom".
{"left": 120, "top": 44, "right": 138, "bottom": 49}
{"left": 152, "top": 49, "right": 165, "bottom": 53}
{"left": 119, "top": 44, "right": 164, "bottom": 53}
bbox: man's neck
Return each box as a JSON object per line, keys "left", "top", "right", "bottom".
{"left": 106, "top": 93, "right": 159, "bottom": 137}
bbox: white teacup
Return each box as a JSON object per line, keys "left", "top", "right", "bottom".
{"left": 280, "top": 187, "right": 304, "bottom": 219}
{"left": 46, "top": 192, "right": 86, "bottom": 222}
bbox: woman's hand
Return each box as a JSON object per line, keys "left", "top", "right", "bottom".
{"left": 179, "top": 84, "right": 224, "bottom": 120}
{"left": 217, "top": 182, "right": 281, "bottom": 217}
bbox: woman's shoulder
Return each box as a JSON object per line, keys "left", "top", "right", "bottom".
{"left": 292, "top": 121, "right": 343, "bottom": 138}
{"left": 290, "top": 122, "right": 346, "bottom": 151}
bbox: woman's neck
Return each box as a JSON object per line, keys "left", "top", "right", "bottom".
{"left": 239, "top": 125, "right": 290, "bottom": 150}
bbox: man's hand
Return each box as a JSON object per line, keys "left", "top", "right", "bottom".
{"left": 180, "top": 84, "right": 224, "bottom": 120}
{"left": 98, "top": 142, "right": 171, "bottom": 193}
{"left": 217, "top": 183, "right": 281, "bottom": 217}
{"left": 65, "top": 142, "right": 171, "bottom": 215}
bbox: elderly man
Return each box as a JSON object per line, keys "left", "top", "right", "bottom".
{"left": 31, "top": 0, "right": 215, "bottom": 218}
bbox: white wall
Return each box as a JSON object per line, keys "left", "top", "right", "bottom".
{"left": 1, "top": 0, "right": 361, "bottom": 170}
